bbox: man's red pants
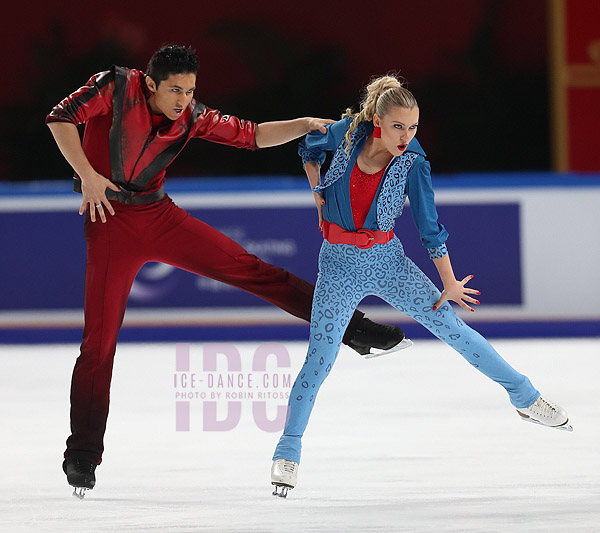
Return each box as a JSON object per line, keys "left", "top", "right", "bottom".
{"left": 67, "top": 197, "right": 363, "bottom": 463}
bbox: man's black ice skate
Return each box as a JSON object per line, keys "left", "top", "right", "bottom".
{"left": 348, "top": 318, "right": 413, "bottom": 358}
{"left": 63, "top": 458, "right": 96, "bottom": 499}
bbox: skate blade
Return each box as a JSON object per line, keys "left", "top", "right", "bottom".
{"left": 364, "top": 338, "right": 413, "bottom": 359}
{"left": 271, "top": 483, "right": 292, "bottom": 498}
{"left": 518, "top": 415, "right": 573, "bottom": 432}
{"left": 72, "top": 487, "right": 88, "bottom": 499}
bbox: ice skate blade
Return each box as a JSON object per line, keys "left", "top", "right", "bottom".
{"left": 272, "top": 484, "right": 292, "bottom": 498}
{"left": 72, "top": 487, "right": 88, "bottom": 499}
{"left": 364, "top": 338, "right": 413, "bottom": 359}
{"left": 518, "top": 415, "right": 573, "bottom": 432}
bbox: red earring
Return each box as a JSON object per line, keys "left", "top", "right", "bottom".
{"left": 373, "top": 126, "right": 381, "bottom": 138}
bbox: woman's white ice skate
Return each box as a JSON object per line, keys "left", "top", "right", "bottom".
{"left": 271, "top": 459, "right": 298, "bottom": 498}
{"left": 516, "top": 396, "right": 573, "bottom": 431}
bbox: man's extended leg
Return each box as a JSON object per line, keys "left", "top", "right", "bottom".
{"left": 150, "top": 203, "right": 406, "bottom": 354}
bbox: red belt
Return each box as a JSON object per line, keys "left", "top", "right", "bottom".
{"left": 323, "top": 221, "right": 394, "bottom": 249}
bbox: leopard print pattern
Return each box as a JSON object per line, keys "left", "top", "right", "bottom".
{"left": 299, "top": 143, "right": 324, "bottom": 167}
{"left": 428, "top": 242, "right": 448, "bottom": 259}
{"left": 273, "top": 238, "right": 538, "bottom": 463}
{"left": 313, "top": 123, "right": 368, "bottom": 193}
{"left": 376, "top": 152, "right": 418, "bottom": 231}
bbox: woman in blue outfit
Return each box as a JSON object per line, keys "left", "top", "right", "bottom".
{"left": 270, "top": 75, "right": 571, "bottom": 497}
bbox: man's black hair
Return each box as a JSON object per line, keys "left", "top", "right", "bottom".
{"left": 146, "top": 44, "right": 199, "bottom": 87}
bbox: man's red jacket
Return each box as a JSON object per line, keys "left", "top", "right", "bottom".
{"left": 46, "top": 66, "right": 257, "bottom": 195}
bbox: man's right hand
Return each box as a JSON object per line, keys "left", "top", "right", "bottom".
{"left": 46, "top": 122, "right": 121, "bottom": 223}
{"left": 79, "top": 172, "right": 121, "bottom": 223}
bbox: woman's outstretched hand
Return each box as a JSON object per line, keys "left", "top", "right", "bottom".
{"left": 433, "top": 274, "right": 481, "bottom": 312}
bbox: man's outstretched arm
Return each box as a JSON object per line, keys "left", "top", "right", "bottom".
{"left": 254, "top": 118, "right": 334, "bottom": 148}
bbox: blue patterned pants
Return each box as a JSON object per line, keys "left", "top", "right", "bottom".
{"left": 273, "top": 238, "right": 539, "bottom": 463}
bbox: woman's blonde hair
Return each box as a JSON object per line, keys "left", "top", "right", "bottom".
{"left": 342, "top": 75, "right": 418, "bottom": 153}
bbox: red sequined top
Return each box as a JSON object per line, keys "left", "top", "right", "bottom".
{"left": 350, "top": 162, "right": 386, "bottom": 229}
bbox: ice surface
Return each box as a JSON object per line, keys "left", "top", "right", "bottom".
{"left": 1, "top": 338, "right": 599, "bottom": 532}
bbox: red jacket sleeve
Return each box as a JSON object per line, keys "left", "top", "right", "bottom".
{"left": 45, "top": 70, "right": 115, "bottom": 125}
{"left": 191, "top": 106, "right": 258, "bottom": 150}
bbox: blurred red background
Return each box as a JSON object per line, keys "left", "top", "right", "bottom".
{"left": 2, "top": 0, "right": 595, "bottom": 178}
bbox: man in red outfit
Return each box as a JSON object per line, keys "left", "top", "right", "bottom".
{"left": 46, "top": 44, "right": 406, "bottom": 496}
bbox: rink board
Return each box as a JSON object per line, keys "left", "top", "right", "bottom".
{"left": 0, "top": 173, "right": 599, "bottom": 342}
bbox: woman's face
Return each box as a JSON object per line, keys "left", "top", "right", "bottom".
{"left": 374, "top": 106, "right": 420, "bottom": 156}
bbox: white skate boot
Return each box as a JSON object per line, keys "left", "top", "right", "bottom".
{"left": 516, "top": 396, "right": 573, "bottom": 431}
{"left": 271, "top": 459, "right": 298, "bottom": 498}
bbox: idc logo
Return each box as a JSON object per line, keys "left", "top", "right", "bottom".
{"left": 174, "top": 343, "right": 292, "bottom": 432}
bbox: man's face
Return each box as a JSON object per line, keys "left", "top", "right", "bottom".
{"left": 146, "top": 73, "right": 196, "bottom": 120}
